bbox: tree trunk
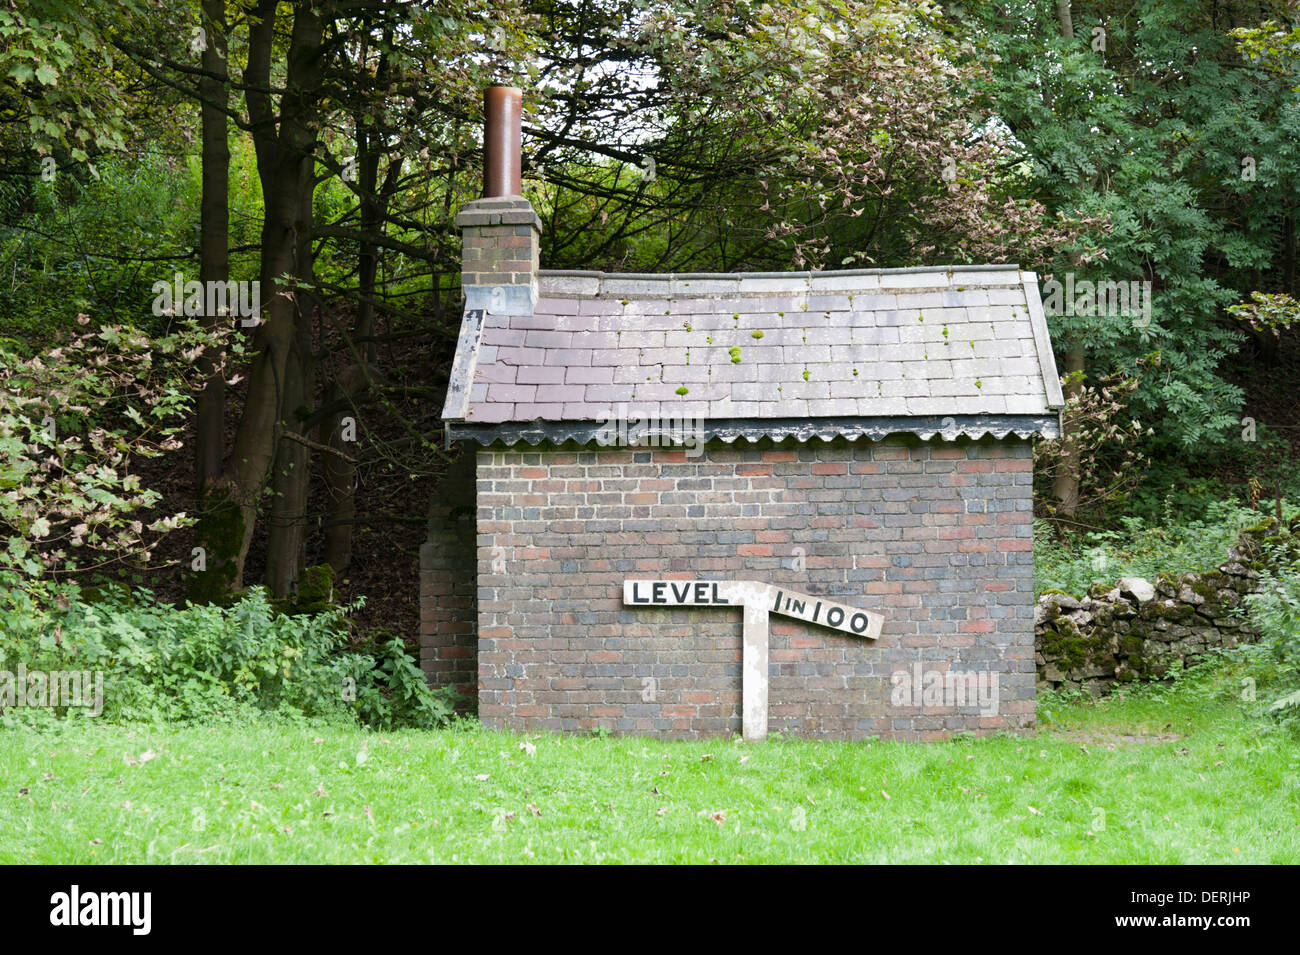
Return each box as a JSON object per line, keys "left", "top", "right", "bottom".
{"left": 320, "top": 366, "right": 368, "bottom": 574}
{"left": 263, "top": 338, "right": 313, "bottom": 598}
{"left": 185, "top": 0, "right": 233, "bottom": 605}
{"left": 222, "top": 0, "right": 325, "bottom": 591}
{"left": 1048, "top": 2, "right": 1085, "bottom": 520}
{"left": 263, "top": 164, "right": 319, "bottom": 598}
{"left": 1051, "top": 347, "right": 1086, "bottom": 517}
{"left": 195, "top": 0, "right": 228, "bottom": 490}
{"left": 317, "top": 47, "right": 403, "bottom": 577}
{"left": 1056, "top": 0, "right": 1074, "bottom": 40}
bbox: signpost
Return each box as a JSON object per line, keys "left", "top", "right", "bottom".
{"left": 622, "top": 579, "right": 883, "bottom": 741}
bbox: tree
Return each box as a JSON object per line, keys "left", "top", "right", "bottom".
{"left": 952, "top": 0, "right": 1300, "bottom": 520}
{"left": 531, "top": 0, "right": 1086, "bottom": 273}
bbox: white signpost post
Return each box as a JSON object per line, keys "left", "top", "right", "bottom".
{"left": 622, "top": 579, "right": 883, "bottom": 741}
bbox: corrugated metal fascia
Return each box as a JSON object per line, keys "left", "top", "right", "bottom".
{"left": 448, "top": 414, "right": 1060, "bottom": 447}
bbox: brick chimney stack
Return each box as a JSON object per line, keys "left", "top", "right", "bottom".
{"left": 456, "top": 85, "right": 540, "bottom": 316}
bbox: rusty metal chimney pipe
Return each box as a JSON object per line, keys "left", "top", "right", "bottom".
{"left": 483, "top": 85, "right": 522, "bottom": 197}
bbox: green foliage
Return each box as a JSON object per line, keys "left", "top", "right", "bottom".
{"left": 0, "top": 144, "right": 263, "bottom": 338}
{"left": 953, "top": 0, "right": 1300, "bottom": 452}
{"left": 0, "top": 2, "right": 141, "bottom": 160}
{"left": 1227, "top": 291, "right": 1300, "bottom": 336}
{"left": 1034, "top": 369, "right": 1151, "bottom": 519}
{"left": 537, "top": 0, "right": 1085, "bottom": 272}
{"left": 0, "top": 587, "right": 454, "bottom": 729}
{"left": 1034, "top": 499, "right": 1266, "bottom": 597}
{"left": 1243, "top": 549, "right": 1300, "bottom": 725}
{"left": 0, "top": 318, "right": 231, "bottom": 594}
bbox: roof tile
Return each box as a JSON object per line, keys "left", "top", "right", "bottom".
{"left": 446, "top": 267, "right": 1061, "bottom": 426}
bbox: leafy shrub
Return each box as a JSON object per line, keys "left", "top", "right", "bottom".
{"left": 0, "top": 587, "right": 454, "bottom": 729}
{"left": 1033, "top": 369, "right": 1151, "bottom": 521}
{"left": 0, "top": 317, "right": 232, "bottom": 597}
{"left": 1034, "top": 499, "right": 1269, "bottom": 597}
{"left": 1243, "top": 555, "right": 1300, "bottom": 723}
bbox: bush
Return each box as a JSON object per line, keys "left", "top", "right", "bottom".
{"left": 0, "top": 587, "right": 454, "bottom": 729}
{"left": 0, "top": 318, "right": 233, "bottom": 598}
{"left": 1243, "top": 555, "right": 1300, "bottom": 723}
{"left": 1034, "top": 499, "right": 1270, "bottom": 597}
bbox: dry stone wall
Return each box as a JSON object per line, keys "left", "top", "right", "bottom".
{"left": 1035, "top": 516, "right": 1299, "bottom": 694}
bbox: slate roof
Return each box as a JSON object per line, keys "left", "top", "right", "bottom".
{"left": 443, "top": 265, "right": 1064, "bottom": 445}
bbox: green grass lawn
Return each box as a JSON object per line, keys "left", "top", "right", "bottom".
{"left": 1, "top": 659, "right": 1296, "bottom": 864}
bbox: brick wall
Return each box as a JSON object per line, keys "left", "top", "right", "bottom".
{"left": 419, "top": 453, "right": 479, "bottom": 711}
{"left": 473, "top": 435, "right": 1036, "bottom": 740}
{"left": 456, "top": 196, "right": 539, "bottom": 292}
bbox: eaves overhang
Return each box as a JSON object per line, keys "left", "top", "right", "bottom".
{"left": 446, "top": 414, "right": 1061, "bottom": 448}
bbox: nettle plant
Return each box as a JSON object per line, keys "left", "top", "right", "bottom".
{"left": 0, "top": 314, "right": 233, "bottom": 591}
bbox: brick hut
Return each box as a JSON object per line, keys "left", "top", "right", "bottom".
{"left": 421, "top": 87, "right": 1064, "bottom": 740}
